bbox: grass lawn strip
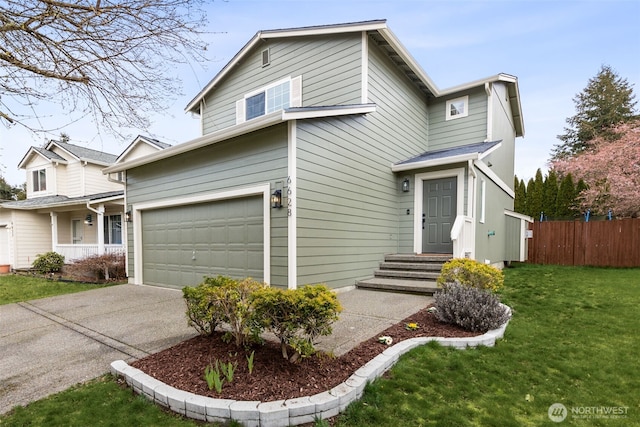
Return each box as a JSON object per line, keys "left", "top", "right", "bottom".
{"left": 0, "top": 274, "right": 116, "bottom": 305}
{"left": 1, "top": 265, "right": 638, "bottom": 426}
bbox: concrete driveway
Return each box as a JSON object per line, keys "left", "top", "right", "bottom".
{"left": 0, "top": 283, "right": 430, "bottom": 415}
{"left": 0, "top": 284, "right": 196, "bottom": 414}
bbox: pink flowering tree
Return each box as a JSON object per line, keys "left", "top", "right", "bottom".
{"left": 551, "top": 121, "right": 640, "bottom": 217}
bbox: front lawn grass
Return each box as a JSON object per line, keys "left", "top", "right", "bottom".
{"left": 0, "top": 265, "right": 637, "bottom": 426}
{"left": 337, "top": 264, "right": 640, "bottom": 426}
{"left": 0, "top": 274, "right": 117, "bottom": 305}
{"left": 0, "top": 376, "right": 204, "bottom": 427}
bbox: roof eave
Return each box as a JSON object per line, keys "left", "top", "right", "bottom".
{"left": 185, "top": 20, "right": 389, "bottom": 114}
{"left": 105, "top": 105, "right": 377, "bottom": 174}
{"left": 392, "top": 152, "right": 480, "bottom": 173}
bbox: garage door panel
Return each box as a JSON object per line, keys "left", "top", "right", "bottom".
{"left": 142, "top": 196, "right": 264, "bottom": 288}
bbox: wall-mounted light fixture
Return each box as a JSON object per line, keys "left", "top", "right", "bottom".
{"left": 84, "top": 214, "right": 93, "bottom": 226}
{"left": 125, "top": 210, "right": 132, "bottom": 223}
{"left": 271, "top": 189, "right": 282, "bottom": 209}
{"left": 402, "top": 177, "right": 411, "bottom": 193}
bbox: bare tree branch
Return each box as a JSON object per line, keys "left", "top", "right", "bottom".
{"left": 0, "top": 0, "right": 209, "bottom": 136}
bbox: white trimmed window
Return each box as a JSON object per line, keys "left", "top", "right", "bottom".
{"left": 32, "top": 168, "right": 47, "bottom": 192}
{"left": 103, "top": 214, "right": 122, "bottom": 244}
{"left": 446, "top": 95, "right": 469, "bottom": 120}
{"left": 236, "top": 76, "right": 302, "bottom": 124}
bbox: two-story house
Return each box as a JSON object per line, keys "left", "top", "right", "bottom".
{"left": 0, "top": 136, "right": 169, "bottom": 270}
{"left": 103, "top": 20, "right": 532, "bottom": 291}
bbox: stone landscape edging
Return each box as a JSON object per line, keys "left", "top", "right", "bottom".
{"left": 110, "top": 305, "right": 511, "bottom": 427}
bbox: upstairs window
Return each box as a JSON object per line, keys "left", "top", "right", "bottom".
{"left": 236, "top": 76, "right": 301, "bottom": 124}
{"left": 446, "top": 95, "right": 469, "bottom": 120}
{"left": 32, "top": 168, "right": 46, "bottom": 192}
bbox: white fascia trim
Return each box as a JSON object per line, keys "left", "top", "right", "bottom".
{"left": 361, "top": 31, "right": 368, "bottom": 104}
{"left": 282, "top": 104, "right": 376, "bottom": 120}
{"left": 438, "top": 73, "right": 517, "bottom": 97}
{"left": 287, "top": 121, "right": 297, "bottom": 289}
{"left": 185, "top": 21, "right": 387, "bottom": 113}
{"left": 261, "top": 20, "right": 387, "bottom": 39}
{"left": 132, "top": 184, "right": 271, "bottom": 286}
{"left": 478, "top": 141, "right": 502, "bottom": 160}
{"left": 413, "top": 168, "right": 466, "bottom": 254}
{"left": 504, "top": 210, "right": 534, "bottom": 222}
{"left": 185, "top": 34, "right": 263, "bottom": 113}
{"left": 377, "top": 28, "right": 440, "bottom": 95}
{"left": 104, "top": 112, "right": 284, "bottom": 174}
{"left": 473, "top": 161, "right": 515, "bottom": 198}
{"left": 392, "top": 152, "right": 479, "bottom": 173}
{"left": 105, "top": 106, "right": 376, "bottom": 175}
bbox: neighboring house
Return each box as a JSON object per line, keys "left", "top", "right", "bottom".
{"left": 103, "top": 20, "right": 532, "bottom": 291}
{"left": 0, "top": 136, "right": 168, "bottom": 269}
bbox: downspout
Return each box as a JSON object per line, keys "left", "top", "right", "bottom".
{"left": 468, "top": 159, "right": 477, "bottom": 260}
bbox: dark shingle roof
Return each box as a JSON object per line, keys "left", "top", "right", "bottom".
{"left": 0, "top": 191, "right": 123, "bottom": 210}
{"left": 395, "top": 140, "right": 502, "bottom": 166}
{"left": 51, "top": 141, "right": 118, "bottom": 164}
{"left": 32, "top": 147, "right": 67, "bottom": 162}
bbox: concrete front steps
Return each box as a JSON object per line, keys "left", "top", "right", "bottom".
{"left": 356, "top": 254, "right": 452, "bottom": 295}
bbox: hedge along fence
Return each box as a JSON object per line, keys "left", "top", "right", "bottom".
{"left": 528, "top": 218, "right": 640, "bottom": 267}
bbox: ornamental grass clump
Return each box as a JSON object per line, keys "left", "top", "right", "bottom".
{"left": 436, "top": 258, "right": 504, "bottom": 292}
{"left": 434, "top": 282, "right": 510, "bottom": 333}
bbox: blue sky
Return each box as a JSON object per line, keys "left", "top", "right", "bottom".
{"left": 1, "top": 0, "right": 639, "bottom": 186}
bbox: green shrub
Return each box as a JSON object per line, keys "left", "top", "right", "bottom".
{"left": 32, "top": 252, "right": 65, "bottom": 274}
{"left": 183, "top": 284, "right": 224, "bottom": 336}
{"left": 433, "top": 282, "right": 510, "bottom": 332}
{"left": 252, "top": 284, "right": 342, "bottom": 363}
{"left": 183, "top": 276, "right": 265, "bottom": 346}
{"left": 436, "top": 258, "right": 504, "bottom": 292}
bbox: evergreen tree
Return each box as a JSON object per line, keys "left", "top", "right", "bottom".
{"left": 513, "top": 176, "right": 527, "bottom": 214}
{"left": 527, "top": 169, "right": 545, "bottom": 220}
{"left": 556, "top": 173, "right": 576, "bottom": 218}
{"left": 543, "top": 170, "right": 559, "bottom": 218}
{"left": 552, "top": 65, "right": 637, "bottom": 159}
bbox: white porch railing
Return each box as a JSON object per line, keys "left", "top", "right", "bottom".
{"left": 450, "top": 215, "right": 474, "bottom": 259}
{"left": 55, "top": 244, "right": 125, "bottom": 262}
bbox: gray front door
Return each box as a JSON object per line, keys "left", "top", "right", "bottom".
{"left": 422, "top": 177, "right": 457, "bottom": 253}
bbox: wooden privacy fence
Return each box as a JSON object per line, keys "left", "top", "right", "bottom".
{"left": 528, "top": 218, "right": 640, "bottom": 267}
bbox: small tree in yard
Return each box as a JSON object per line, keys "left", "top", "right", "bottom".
{"left": 552, "top": 121, "right": 640, "bottom": 217}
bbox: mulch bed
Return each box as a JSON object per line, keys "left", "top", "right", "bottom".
{"left": 131, "top": 305, "right": 480, "bottom": 402}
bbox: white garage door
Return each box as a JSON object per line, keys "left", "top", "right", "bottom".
{"left": 141, "top": 196, "right": 263, "bottom": 288}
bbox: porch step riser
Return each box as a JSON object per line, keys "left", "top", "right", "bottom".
{"left": 374, "top": 270, "right": 440, "bottom": 280}
{"left": 356, "top": 253, "right": 452, "bottom": 295}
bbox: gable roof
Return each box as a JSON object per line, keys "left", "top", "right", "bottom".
{"left": 48, "top": 141, "right": 117, "bottom": 166}
{"left": 16, "top": 146, "right": 68, "bottom": 169}
{"left": 392, "top": 140, "right": 502, "bottom": 172}
{"left": 183, "top": 20, "right": 524, "bottom": 137}
{"left": 115, "top": 135, "right": 172, "bottom": 163}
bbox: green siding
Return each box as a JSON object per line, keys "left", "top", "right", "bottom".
{"left": 293, "top": 37, "right": 431, "bottom": 288}
{"left": 474, "top": 170, "right": 511, "bottom": 264}
{"left": 504, "top": 214, "right": 527, "bottom": 262}
{"left": 428, "top": 87, "right": 488, "bottom": 150}
{"left": 126, "top": 124, "right": 289, "bottom": 287}
{"left": 483, "top": 82, "right": 517, "bottom": 188}
{"left": 201, "top": 34, "right": 363, "bottom": 134}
